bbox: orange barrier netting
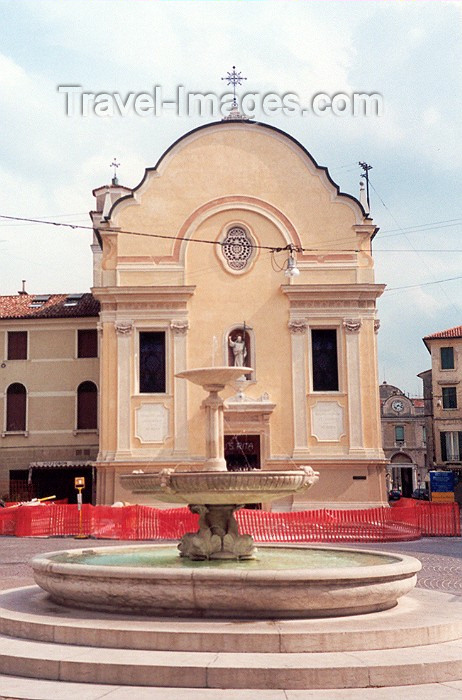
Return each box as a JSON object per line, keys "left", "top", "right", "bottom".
{"left": 0, "top": 502, "right": 459, "bottom": 539}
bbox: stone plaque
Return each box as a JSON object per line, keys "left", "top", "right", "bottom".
{"left": 311, "top": 402, "right": 344, "bottom": 442}
{"left": 135, "top": 404, "right": 169, "bottom": 444}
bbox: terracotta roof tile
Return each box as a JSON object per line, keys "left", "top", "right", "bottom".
{"left": 0, "top": 293, "right": 100, "bottom": 320}
{"left": 424, "top": 325, "right": 462, "bottom": 341}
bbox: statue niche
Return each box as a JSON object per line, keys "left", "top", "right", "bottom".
{"left": 228, "top": 328, "right": 251, "bottom": 379}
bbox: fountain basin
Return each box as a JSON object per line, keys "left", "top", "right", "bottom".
{"left": 120, "top": 469, "right": 319, "bottom": 505}
{"left": 31, "top": 544, "right": 421, "bottom": 619}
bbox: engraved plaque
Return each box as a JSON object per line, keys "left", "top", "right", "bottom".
{"left": 135, "top": 404, "right": 168, "bottom": 443}
{"left": 311, "top": 402, "right": 344, "bottom": 442}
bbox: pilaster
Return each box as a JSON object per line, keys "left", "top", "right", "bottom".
{"left": 343, "top": 319, "right": 364, "bottom": 450}
{"left": 115, "top": 321, "right": 133, "bottom": 457}
{"left": 171, "top": 320, "right": 189, "bottom": 455}
{"left": 289, "top": 320, "right": 309, "bottom": 456}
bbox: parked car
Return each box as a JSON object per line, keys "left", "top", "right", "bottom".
{"left": 388, "top": 489, "right": 402, "bottom": 502}
{"left": 411, "top": 487, "right": 429, "bottom": 501}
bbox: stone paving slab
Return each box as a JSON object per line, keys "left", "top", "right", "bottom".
{"left": 2, "top": 676, "right": 462, "bottom": 699}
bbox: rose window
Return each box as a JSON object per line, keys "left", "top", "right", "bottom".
{"left": 221, "top": 227, "right": 253, "bottom": 271}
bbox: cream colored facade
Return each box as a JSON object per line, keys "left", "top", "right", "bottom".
{"left": 423, "top": 330, "right": 462, "bottom": 467}
{"left": 93, "top": 121, "right": 387, "bottom": 509}
{"left": 0, "top": 311, "right": 99, "bottom": 499}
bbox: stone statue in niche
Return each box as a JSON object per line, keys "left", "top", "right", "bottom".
{"left": 229, "top": 333, "right": 247, "bottom": 367}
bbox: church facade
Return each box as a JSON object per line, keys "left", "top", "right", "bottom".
{"left": 92, "top": 120, "right": 387, "bottom": 509}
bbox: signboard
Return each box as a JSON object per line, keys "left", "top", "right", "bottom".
{"left": 430, "top": 471, "right": 455, "bottom": 503}
{"left": 431, "top": 491, "right": 455, "bottom": 503}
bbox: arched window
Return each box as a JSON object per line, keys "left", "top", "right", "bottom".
{"left": 6, "top": 383, "right": 27, "bottom": 431}
{"left": 77, "top": 381, "right": 97, "bottom": 430}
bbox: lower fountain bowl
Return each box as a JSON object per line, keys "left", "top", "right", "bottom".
{"left": 31, "top": 544, "right": 421, "bottom": 619}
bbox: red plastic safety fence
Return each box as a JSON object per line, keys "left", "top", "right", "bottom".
{"left": 236, "top": 507, "right": 422, "bottom": 543}
{"left": 390, "top": 500, "right": 461, "bottom": 537}
{"left": 0, "top": 501, "right": 459, "bottom": 539}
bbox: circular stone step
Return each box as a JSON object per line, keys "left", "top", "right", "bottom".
{"left": 1, "top": 587, "right": 462, "bottom": 689}
{"left": 2, "top": 631, "right": 462, "bottom": 689}
{"left": 1, "top": 586, "right": 462, "bottom": 653}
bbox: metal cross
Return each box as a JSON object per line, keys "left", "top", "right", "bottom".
{"left": 221, "top": 66, "right": 247, "bottom": 107}
{"left": 110, "top": 158, "right": 120, "bottom": 178}
{"left": 110, "top": 158, "right": 120, "bottom": 185}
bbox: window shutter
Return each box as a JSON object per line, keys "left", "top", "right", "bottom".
{"left": 441, "top": 432, "right": 448, "bottom": 462}
{"left": 7, "top": 332, "right": 27, "bottom": 360}
{"left": 441, "top": 347, "right": 455, "bottom": 370}
{"left": 78, "top": 330, "right": 98, "bottom": 358}
{"left": 77, "top": 382, "right": 97, "bottom": 429}
{"left": 6, "top": 383, "right": 27, "bottom": 431}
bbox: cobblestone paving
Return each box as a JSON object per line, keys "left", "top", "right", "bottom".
{"left": 351, "top": 538, "right": 462, "bottom": 594}
{"left": 0, "top": 535, "right": 461, "bottom": 592}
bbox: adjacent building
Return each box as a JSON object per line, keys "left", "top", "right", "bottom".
{"left": 379, "top": 381, "right": 426, "bottom": 497}
{"left": 421, "top": 326, "right": 462, "bottom": 472}
{"left": 0, "top": 294, "right": 99, "bottom": 502}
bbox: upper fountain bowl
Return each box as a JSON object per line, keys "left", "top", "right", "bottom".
{"left": 175, "top": 366, "right": 253, "bottom": 389}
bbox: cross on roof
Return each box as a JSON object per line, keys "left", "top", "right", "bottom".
{"left": 221, "top": 66, "right": 247, "bottom": 108}
{"left": 110, "top": 158, "right": 120, "bottom": 185}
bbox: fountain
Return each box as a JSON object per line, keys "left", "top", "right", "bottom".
{"left": 31, "top": 366, "right": 421, "bottom": 619}
{"left": 122, "top": 367, "right": 320, "bottom": 561}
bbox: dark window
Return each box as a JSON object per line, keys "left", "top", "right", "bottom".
{"left": 78, "top": 329, "right": 98, "bottom": 358}
{"left": 9, "top": 469, "right": 32, "bottom": 501}
{"left": 139, "top": 332, "right": 166, "bottom": 393}
{"left": 440, "top": 431, "right": 462, "bottom": 462}
{"left": 6, "top": 383, "right": 26, "bottom": 431}
{"left": 395, "top": 425, "right": 405, "bottom": 442}
{"left": 311, "top": 329, "right": 339, "bottom": 391}
{"left": 7, "top": 331, "right": 27, "bottom": 360}
{"left": 441, "top": 346, "right": 454, "bottom": 370}
{"left": 442, "top": 387, "right": 457, "bottom": 409}
{"left": 77, "top": 381, "right": 97, "bottom": 430}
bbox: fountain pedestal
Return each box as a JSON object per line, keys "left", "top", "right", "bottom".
{"left": 179, "top": 504, "right": 254, "bottom": 560}
{"left": 201, "top": 385, "right": 227, "bottom": 471}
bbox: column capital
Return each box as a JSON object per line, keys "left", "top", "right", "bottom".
{"left": 114, "top": 321, "right": 133, "bottom": 335}
{"left": 343, "top": 318, "right": 362, "bottom": 334}
{"left": 374, "top": 319, "right": 381, "bottom": 334}
{"left": 170, "top": 320, "right": 189, "bottom": 336}
{"left": 288, "top": 320, "right": 307, "bottom": 334}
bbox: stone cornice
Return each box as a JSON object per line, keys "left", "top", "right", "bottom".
{"left": 281, "top": 284, "right": 386, "bottom": 304}
{"left": 92, "top": 286, "right": 195, "bottom": 312}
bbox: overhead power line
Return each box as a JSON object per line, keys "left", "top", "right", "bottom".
{"left": 386, "top": 275, "right": 462, "bottom": 292}
{"left": 2, "top": 213, "right": 462, "bottom": 254}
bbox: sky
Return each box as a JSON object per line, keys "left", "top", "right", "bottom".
{"left": 0, "top": 0, "right": 461, "bottom": 396}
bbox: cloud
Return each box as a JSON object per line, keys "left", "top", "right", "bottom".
{"left": 0, "top": 0, "right": 461, "bottom": 396}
